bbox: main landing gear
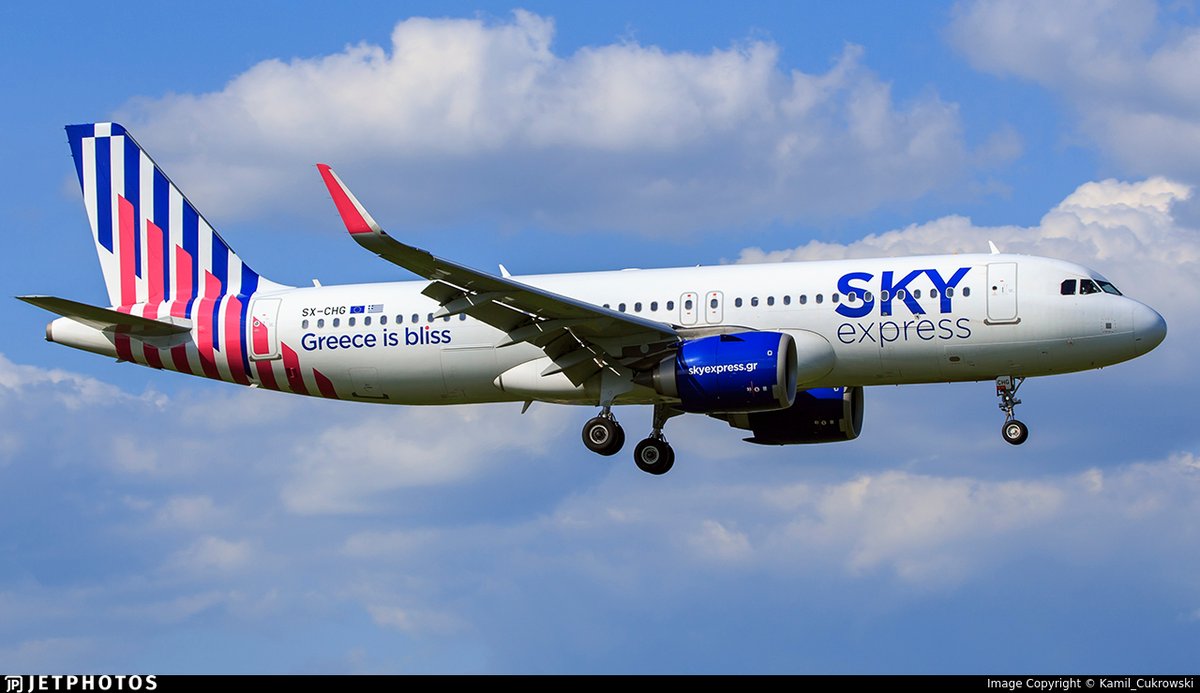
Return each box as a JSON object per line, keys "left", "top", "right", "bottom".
{"left": 996, "top": 375, "right": 1029, "bottom": 445}
{"left": 581, "top": 404, "right": 681, "bottom": 475}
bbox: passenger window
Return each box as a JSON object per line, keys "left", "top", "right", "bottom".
{"left": 651, "top": 301, "right": 658, "bottom": 311}
{"left": 962, "top": 287, "right": 971, "bottom": 297}
{"left": 735, "top": 298, "right": 743, "bottom": 307}
{"left": 847, "top": 291, "right": 857, "bottom": 302}
{"left": 667, "top": 300, "right": 675, "bottom": 311}
{"left": 380, "top": 315, "right": 388, "bottom": 325}
{"left": 443, "top": 315, "right": 451, "bottom": 322}
{"left": 709, "top": 298, "right": 717, "bottom": 309}
{"left": 348, "top": 317, "right": 356, "bottom": 327}
{"left": 864, "top": 292, "right": 873, "bottom": 303}
{"left": 412, "top": 314, "right": 419, "bottom": 324}
{"left": 603, "top": 304, "right": 610, "bottom": 309}
{"left": 317, "top": 318, "right": 325, "bottom": 328}
{"left": 427, "top": 313, "right": 434, "bottom": 322}
{"left": 1079, "top": 280, "right": 1100, "bottom": 295}
{"left": 302, "top": 319, "right": 309, "bottom": 329}
{"left": 783, "top": 295, "right": 791, "bottom": 305}
{"left": 751, "top": 297, "right": 759, "bottom": 307}
{"left": 930, "top": 288, "right": 939, "bottom": 298}
{"left": 913, "top": 289, "right": 921, "bottom": 299}
{"left": 332, "top": 318, "right": 340, "bottom": 328}
{"left": 815, "top": 294, "right": 824, "bottom": 304}
{"left": 619, "top": 303, "right": 627, "bottom": 312}
{"left": 634, "top": 302, "right": 642, "bottom": 312}
{"left": 799, "top": 295, "right": 807, "bottom": 305}
{"left": 364, "top": 316, "right": 371, "bottom": 326}
{"left": 831, "top": 293, "right": 839, "bottom": 303}
{"left": 459, "top": 314, "right": 466, "bottom": 321}
{"left": 946, "top": 287, "right": 955, "bottom": 297}
{"left": 895, "top": 290, "right": 905, "bottom": 300}
{"left": 767, "top": 296, "right": 775, "bottom": 306}
{"left": 684, "top": 299, "right": 693, "bottom": 310}
{"left": 880, "top": 290, "right": 890, "bottom": 302}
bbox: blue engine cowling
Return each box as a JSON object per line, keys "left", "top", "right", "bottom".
{"left": 719, "top": 386, "right": 865, "bottom": 444}
{"left": 639, "top": 332, "right": 798, "bottom": 413}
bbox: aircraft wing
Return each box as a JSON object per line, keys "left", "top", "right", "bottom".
{"left": 316, "top": 165, "right": 680, "bottom": 384}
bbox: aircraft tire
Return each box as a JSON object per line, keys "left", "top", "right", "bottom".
{"left": 583, "top": 416, "right": 624, "bottom": 456}
{"left": 634, "top": 438, "right": 675, "bottom": 475}
{"left": 1002, "top": 420, "right": 1029, "bottom": 446}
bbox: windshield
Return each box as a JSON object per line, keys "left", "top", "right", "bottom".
{"left": 1097, "top": 280, "right": 1122, "bottom": 296}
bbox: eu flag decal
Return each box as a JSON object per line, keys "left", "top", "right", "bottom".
{"left": 349, "top": 305, "right": 365, "bottom": 314}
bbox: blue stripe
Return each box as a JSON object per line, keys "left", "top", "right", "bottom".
{"left": 65, "top": 125, "right": 91, "bottom": 192}
{"left": 211, "top": 297, "right": 223, "bottom": 352}
{"left": 182, "top": 202, "right": 199, "bottom": 317}
{"left": 95, "top": 136, "right": 112, "bottom": 252}
{"left": 240, "top": 264, "right": 259, "bottom": 297}
{"left": 238, "top": 297, "right": 252, "bottom": 378}
{"left": 153, "top": 169, "right": 170, "bottom": 300}
{"left": 211, "top": 235, "right": 228, "bottom": 294}
{"left": 124, "top": 137, "right": 141, "bottom": 279}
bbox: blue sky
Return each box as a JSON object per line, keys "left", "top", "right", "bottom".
{"left": 2, "top": 0, "right": 1199, "bottom": 673}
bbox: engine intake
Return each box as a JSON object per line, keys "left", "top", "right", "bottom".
{"left": 720, "top": 386, "right": 865, "bottom": 444}
{"left": 637, "top": 332, "right": 798, "bottom": 413}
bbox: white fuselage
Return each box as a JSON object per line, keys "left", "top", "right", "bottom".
{"left": 201, "top": 252, "right": 1162, "bottom": 406}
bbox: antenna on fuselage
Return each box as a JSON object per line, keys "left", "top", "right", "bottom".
{"left": 988, "top": 241, "right": 1001, "bottom": 255}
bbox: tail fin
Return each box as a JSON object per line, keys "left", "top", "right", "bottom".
{"left": 64, "top": 123, "right": 285, "bottom": 311}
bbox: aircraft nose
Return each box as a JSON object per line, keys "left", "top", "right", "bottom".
{"left": 1132, "top": 302, "right": 1167, "bottom": 355}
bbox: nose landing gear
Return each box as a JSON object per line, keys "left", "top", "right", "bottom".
{"left": 996, "top": 376, "right": 1029, "bottom": 445}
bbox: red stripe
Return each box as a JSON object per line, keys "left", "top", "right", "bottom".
{"left": 194, "top": 272, "right": 223, "bottom": 380}
{"left": 171, "top": 246, "right": 193, "bottom": 318}
{"left": 139, "top": 303, "right": 164, "bottom": 369}
{"left": 146, "top": 221, "right": 164, "bottom": 303}
{"left": 281, "top": 343, "right": 308, "bottom": 395}
{"left": 254, "top": 360, "right": 279, "bottom": 391}
{"left": 223, "top": 295, "right": 250, "bottom": 385}
{"left": 114, "top": 305, "right": 133, "bottom": 362}
{"left": 316, "top": 164, "right": 373, "bottom": 234}
{"left": 313, "top": 368, "right": 339, "bottom": 399}
{"left": 118, "top": 196, "right": 136, "bottom": 306}
{"left": 170, "top": 344, "right": 192, "bottom": 374}
{"left": 252, "top": 317, "right": 269, "bottom": 357}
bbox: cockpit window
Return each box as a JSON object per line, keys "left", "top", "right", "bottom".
{"left": 1097, "top": 280, "right": 1122, "bottom": 296}
{"left": 1079, "top": 279, "right": 1100, "bottom": 295}
{"left": 1061, "top": 279, "right": 1076, "bottom": 295}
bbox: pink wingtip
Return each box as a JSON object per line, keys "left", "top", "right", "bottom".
{"left": 316, "top": 163, "right": 374, "bottom": 235}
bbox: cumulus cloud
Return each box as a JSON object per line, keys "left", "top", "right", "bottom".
{"left": 949, "top": 0, "right": 1200, "bottom": 182}
{"left": 116, "top": 11, "right": 1001, "bottom": 233}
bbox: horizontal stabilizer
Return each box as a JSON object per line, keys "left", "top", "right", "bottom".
{"left": 17, "top": 295, "right": 192, "bottom": 336}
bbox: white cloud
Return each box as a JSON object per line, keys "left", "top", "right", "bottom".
{"left": 166, "top": 536, "right": 254, "bottom": 575}
{"left": 949, "top": 0, "right": 1200, "bottom": 182}
{"left": 280, "top": 403, "right": 572, "bottom": 514}
{"left": 116, "top": 12, "right": 1001, "bottom": 233}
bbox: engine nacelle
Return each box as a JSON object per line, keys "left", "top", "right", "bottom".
{"left": 720, "top": 386, "right": 865, "bottom": 444}
{"left": 637, "top": 332, "right": 798, "bottom": 413}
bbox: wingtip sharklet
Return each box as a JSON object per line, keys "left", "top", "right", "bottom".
{"left": 316, "top": 164, "right": 383, "bottom": 236}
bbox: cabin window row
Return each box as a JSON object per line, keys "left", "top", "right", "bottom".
{"left": 301, "top": 313, "right": 469, "bottom": 330}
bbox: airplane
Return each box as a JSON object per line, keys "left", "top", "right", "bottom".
{"left": 19, "top": 123, "right": 1167, "bottom": 475}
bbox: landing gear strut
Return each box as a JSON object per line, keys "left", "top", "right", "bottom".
{"left": 633, "top": 405, "right": 681, "bottom": 475}
{"left": 582, "top": 407, "right": 625, "bottom": 456}
{"left": 996, "top": 376, "right": 1029, "bottom": 445}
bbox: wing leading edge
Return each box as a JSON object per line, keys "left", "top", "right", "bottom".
{"left": 315, "top": 165, "right": 680, "bottom": 385}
